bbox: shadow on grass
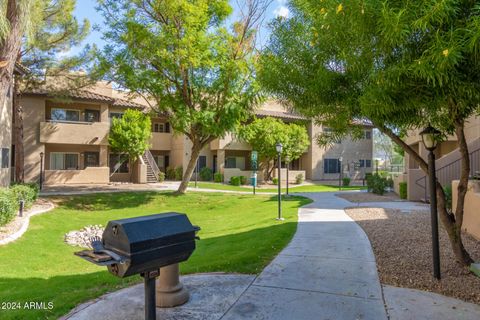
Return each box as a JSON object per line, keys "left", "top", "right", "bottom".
{"left": 0, "top": 222, "right": 297, "bottom": 320}
{"left": 51, "top": 192, "right": 161, "bottom": 211}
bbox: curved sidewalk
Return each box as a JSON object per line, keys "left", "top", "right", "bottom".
{"left": 222, "top": 192, "right": 388, "bottom": 319}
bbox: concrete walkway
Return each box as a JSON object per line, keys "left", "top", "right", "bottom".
{"left": 222, "top": 192, "right": 388, "bottom": 320}
{"left": 62, "top": 191, "right": 480, "bottom": 320}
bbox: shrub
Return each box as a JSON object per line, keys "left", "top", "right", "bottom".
{"left": 386, "top": 177, "right": 394, "bottom": 189}
{"left": 0, "top": 189, "right": 18, "bottom": 226}
{"left": 239, "top": 176, "right": 247, "bottom": 185}
{"left": 166, "top": 167, "right": 176, "bottom": 180}
{"left": 365, "top": 173, "right": 373, "bottom": 191}
{"left": 157, "top": 171, "right": 165, "bottom": 182}
{"left": 174, "top": 167, "right": 183, "bottom": 181}
{"left": 272, "top": 177, "right": 279, "bottom": 185}
{"left": 214, "top": 172, "right": 224, "bottom": 183}
{"left": 342, "top": 177, "right": 351, "bottom": 187}
{"left": 10, "top": 184, "right": 39, "bottom": 208}
{"left": 367, "top": 174, "right": 387, "bottom": 195}
{"left": 199, "top": 167, "right": 213, "bottom": 181}
{"left": 399, "top": 182, "right": 407, "bottom": 200}
{"left": 443, "top": 185, "right": 452, "bottom": 212}
{"left": 295, "top": 174, "right": 304, "bottom": 184}
{"left": 230, "top": 176, "right": 241, "bottom": 186}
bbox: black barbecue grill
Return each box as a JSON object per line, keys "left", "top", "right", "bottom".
{"left": 75, "top": 212, "right": 200, "bottom": 320}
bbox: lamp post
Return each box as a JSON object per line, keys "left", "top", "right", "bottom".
{"left": 276, "top": 142, "right": 284, "bottom": 220}
{"left": 195, "top": 158, "right": 198, "bottom": 188}
{"left": 339, "top": 156, "right": 343, "bottom": 191}
{"left": 39, "top": 152, "right": 44, "bottom": 191}
{"left": 285, "top": 156, "right": 289, "bottom": 196}
{"left": 420, "top": 126, "right": 442, "bottom": 280}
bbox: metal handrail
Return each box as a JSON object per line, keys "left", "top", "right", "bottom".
{"left": 143, "top": 150, "right": 160, "bottom": 181}
{"left": 415, "top": 147, "right": 480, "bottom": 200}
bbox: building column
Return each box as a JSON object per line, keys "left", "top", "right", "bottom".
{"left": 100, "top": 104, "right": 109, "bottom": 123}
{"left": 217, "top": 150, "right": 225, "bottom": 175}
{"left": 100, "top": 145, "right": 108, "bottom": 167}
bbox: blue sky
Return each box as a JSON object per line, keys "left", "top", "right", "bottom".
{"left": 71, "top": 0, "right": 290, "bottom": 55}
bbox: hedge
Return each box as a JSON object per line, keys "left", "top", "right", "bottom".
{"left": 230, "top": 176, "right": 241, "bottom": 186}
{"left": 10, "top": 184, "right": 38, "bottom": 208}
{"left": 199, "top": 167, "right": 213, "bottom": 181}
{"left": 342, "top": 177, "right": 351, "bottom": 186}
{"left": 0, "top": 189, "right": 19, "bottom": 226}
{"left": 399, "top": 182, "right": 407, "bottom": 199}
{"left": 214, "top": 173, "right": 223, "bottom": 183}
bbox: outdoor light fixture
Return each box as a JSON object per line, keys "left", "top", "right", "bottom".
{"left": 420, "top": 125, "right": 442, "bottom": 280}
{"left": 420, "top": 126, "right": 441, "bottom": 151}
{"left": 39, "top": 152, "right": 44, "bottom": 191}
{"left": 276, "top": 142, "right": 284, "bottom": 221}
{"left": 339, "top": 156, "right": 343, "bottom": 191}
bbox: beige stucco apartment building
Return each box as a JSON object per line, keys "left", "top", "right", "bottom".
{"left": 14, "top": 82, "right": 373, "bottom": 186}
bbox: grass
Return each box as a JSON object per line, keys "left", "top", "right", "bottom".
{"left": 0, "top": 191, "right": 310, "bottom": 319}
{"left": 189, "top": 181, "right": 366, "bottom": 193}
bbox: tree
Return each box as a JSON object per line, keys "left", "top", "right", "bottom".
{"left": 14, "top": 0, "right": 92, "bottom": 182}
{"left": 238, "top": 117, "right": 310, "bottom": 179}
{"left": 109, "top": 109, "right": 152, "bottom": 181}
{"left": 259, "top": 0, "right": 480, "bottom": 266}
{"left": 373, "top": 130, "right": 403, "bottom": 167}
{"left": 96, "top": 0, "right": 270, "bottom": 194}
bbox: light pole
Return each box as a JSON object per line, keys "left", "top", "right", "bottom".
{"left": 195, "top": 158, "right": 198, "bottom": 188}
{"left": 276, "top": 142, "right": 284, "bottom": 221}
{"left": 339, "top": 156, "right": 343, "bottom": 191}
{"left": 420, "top": 126, "right": 442, "bottom": 280}
{"left": 39, "top": 152, "right": 44, "bottom": 191}
{"left": 285, "top": 156, "right": 289, "bottom": 196}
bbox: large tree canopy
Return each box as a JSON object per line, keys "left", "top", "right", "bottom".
{"left": 259, "top": 0, "right": 480, "bottom": 266}
{"left": 97, "top": 0, "right": 269, "bottom": 193}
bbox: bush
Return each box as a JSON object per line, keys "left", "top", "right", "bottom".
{"left": 386, "top": 177, "right": 394, "bottom": 189}
{"left": 272, "top": 178, "right": 279, "bottom": 185}
{"left": 367, "top": 174, "right": 387, "bottom": 195}
{"left": 174, "top": 167, "right": 183, "bottom": 181}
{"left": 157, "top": 171, "right": 165, "bottom": 182}
{"left": 342, "top": 177, "right": 351, "bottom": 186}
{"left": 199, "top": 167, "right": 213, "bottom": 181}
{"left": 365, "top": 173, "right": 373, "bottom": 191}
{"left": 399, "top": 182, "right": 407, "bottom": 200}
{"left": 214, "top": 172, "right": 224, "bottom": 183}
{"left": 0, "top": 189, "right": 18, "bottom": 226}
{"left": 166, "top": 167, "right": 176, "bottom": 180}
{"left": 239, "top": 176, "right": 247, "bottom": 185}
{"left": 443, "top": 185, "right": 452, "bottom": 212}
{"left": 295, "top": 174, "right": 304, "bottom": 184}
{"left": 10, "top": 184, "right": 39, "bottom": 208}
{"left": 230, "top": 176, "right": 241, "bottom": 186}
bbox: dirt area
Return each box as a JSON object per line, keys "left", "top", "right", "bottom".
{"left": 337, "top": 192, "right": 401, "bottom": 203}
{"left": 345, "top": 207, "right": 480, "bottom": 304}
{"left": 0, "top": 199, "right": 53, "bottom": 242}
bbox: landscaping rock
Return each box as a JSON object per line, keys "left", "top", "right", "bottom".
{"left": 64, "top": 225, "right": 104, "bottom": 249}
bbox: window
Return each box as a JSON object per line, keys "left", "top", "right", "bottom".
{"left": 51, "top": 108, "right": 80, "bottom": 122}
{"left": 50, "top": 153, "right": 79, "bottom": 170}
{"left": 366, "top": 159, "right": 372, "bottom": 168}
{"left": 152, "top": 122, "right": 170, "bottom": 133}
{"left": 1, "top": 148, "right": 9, "bottom": 168}
{"left": 154, "top": 155, "right": 165, "bottom": 169}
{"left": 359, "top": 160, "right": 365, "bottom": 168}
{"left": 109, "top": 154, "right": 129, "bottom": 173}
{"left": 225, "top": 156, "right": 245, "bottom": 170}
{"left": 109, "top": 112, "right": 124, "bottom": 121}
{"left": 85, "top": 110, "right": 100, "bottom": 122}
{"left": 84, "top": 152, "right": 100, "bottom": 167}
{"left": 359, "top": 159, "right": 372, "bottom": 168}
{"left": 324, "top": 158, "right": 340, "bottom": 174}
{"left": 364, "top": 130, "right": 372, "bottom": 139}
{"left": 197, "top": 156, "right": 207, "bottom": 170}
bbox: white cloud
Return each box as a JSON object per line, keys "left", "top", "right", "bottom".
{"left": 273, "top": 5, "right": 289, "bottom": 18}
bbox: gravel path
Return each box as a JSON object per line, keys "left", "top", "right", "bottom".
{"left": 345, "top": 207, "right": 480, "bottom": 304}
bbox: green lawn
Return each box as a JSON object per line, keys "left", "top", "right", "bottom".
{"left": 189, "top": 181, "right": 366, "bottom": 193}
{"left": 0, "top": 191, "right": 310, "bottom": 320}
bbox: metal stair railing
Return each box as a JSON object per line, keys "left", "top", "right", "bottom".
{"left": 415, "top": 147, "right": 480, "bottom": 201}
{"left": 143, "top": 150, "right": 160, "bottom": 182}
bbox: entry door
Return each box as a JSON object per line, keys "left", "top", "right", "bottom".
{"left": 197, "top": 156, "right": 207, "bottom": 171}
{"left": 213, "top": 155, "right": 217, "bottom": 173}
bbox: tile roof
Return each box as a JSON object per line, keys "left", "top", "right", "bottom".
{"left": 23, "top": 88, "right": 145, "bottom": 109}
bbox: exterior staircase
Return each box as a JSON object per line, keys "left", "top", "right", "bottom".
{"left": 142, "top": 150, "right": 161, "bottom": 183}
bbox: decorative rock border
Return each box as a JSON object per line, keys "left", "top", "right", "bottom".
{"left": 0, "top": 201, "right": 55, "bottom": 246}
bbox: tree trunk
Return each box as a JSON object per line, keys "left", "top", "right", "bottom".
{"left": 0, "top": 0, "right": 24, "bottom": 111}
{"left": 176, "top": 143, "right": 202, "bottom": 194}
{"left": 376, "top": 122, "right": 473, "bottom": 266}
{"left": 13, "top": 80, "right": 24, "bottom": 182}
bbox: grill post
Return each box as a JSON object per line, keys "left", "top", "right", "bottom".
{"left": 142, "top": 270, "right": 159, "bottom": 320}
{"left": 156, "top": 263, "right": 189, "bottom": 307}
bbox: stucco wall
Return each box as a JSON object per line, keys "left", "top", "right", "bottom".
{"left": 44, "top": 167, "right": 109, "bottom": 184}
{"left": 452, "top": 180, "right": 480, "bottom": 240}
{"left": 0, "top": 86, "right": 13, "bottom": 187}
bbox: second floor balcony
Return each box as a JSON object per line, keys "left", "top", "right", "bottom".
{"left": 210, "top": 133, "right": 251, "bottom": 151}
{"left": 40, "top": 121, "right": 110, "bottom": 145}
{"left": 150, "top": 132, "right": 173, "bottom": 150}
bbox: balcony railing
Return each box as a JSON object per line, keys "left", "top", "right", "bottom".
{"left": 40, "top": 121, "right": 110, "bottom": 145}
